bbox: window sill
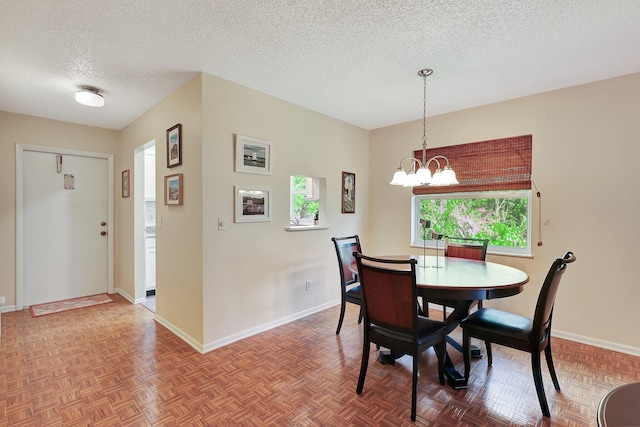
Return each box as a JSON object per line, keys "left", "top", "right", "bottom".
{"left": 284, "top": 225, "right": 329, "bottom": 232}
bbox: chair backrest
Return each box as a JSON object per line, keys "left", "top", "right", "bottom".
{"left": 331, "top": 235, "right": 362, "bottom": 289}
{"left": 532, "top": 251, "right": 576, "bottom": 341}
{"left": 444, "top": 236, "right": 489, "bottom": 261}
{"left": 354, "top": 253, "right": 418, "bottom": 336}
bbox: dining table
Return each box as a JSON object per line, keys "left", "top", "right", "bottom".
{"left": 350, "top": 254, "right": 529, "bottom": 389}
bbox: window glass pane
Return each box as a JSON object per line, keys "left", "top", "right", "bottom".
{"left": 413, "top": 191, "right": 531, "bottom": 256}
{"left": 290, "top": 175, "right": 319, "bottom": 226}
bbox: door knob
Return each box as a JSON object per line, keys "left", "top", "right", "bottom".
{"left": 100, "top": 231, "right": 107, "bottom": 236}
{"left": 101, "top": 221, "right": 107, "bottom": 226}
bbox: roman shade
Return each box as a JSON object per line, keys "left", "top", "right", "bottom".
{"left": 413, "top": 135, "right": 532, "bottom": 195}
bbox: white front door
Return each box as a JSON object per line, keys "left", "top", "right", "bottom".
{"left": 22, "top": 149, "right": 109, "bottom": 306}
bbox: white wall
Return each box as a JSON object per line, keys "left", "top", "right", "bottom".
{"left": 370, "top": 73, "right": 640, "bottom": 354}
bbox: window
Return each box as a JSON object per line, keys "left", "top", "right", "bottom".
{"left": 412, "top": 190, "right": 532, "bottom": 256}
{"left": 410, "top": 135, "right": 533, "bottom": 257}
{"left": 290, "top": 175, "right": 320, "bottom": 226}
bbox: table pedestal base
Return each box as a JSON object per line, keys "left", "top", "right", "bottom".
{"left": 376, "top": 348, "right": 468, "bottom": 389}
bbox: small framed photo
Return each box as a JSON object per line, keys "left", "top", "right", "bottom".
{"left": 122, "top": 169, "right": 130, "bottom": 198}
{"left": 235, "top": 186, "right": 271, "bottom": 222}
{"left": 164, "top": 173, "right": 183, "bottom": 205}
{"left": 166, "top": 124, "right": 182, "bottom": 168}
{"left": 235, "top": 134, "right": 272, "bottom": 175}
{"left": 342, "top": 171, "right": 355, "bottom": 214}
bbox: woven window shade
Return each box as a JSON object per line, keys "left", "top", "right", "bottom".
{"left": 412, "top": 135, "right": 532, "bottom": 195}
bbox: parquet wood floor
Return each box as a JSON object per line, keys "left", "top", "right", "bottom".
{"left": 1, "top": 294, "right": 639, "bottom": 426}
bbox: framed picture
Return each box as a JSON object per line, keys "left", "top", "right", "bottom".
{"left": 164, "top": 173, "right": 183, "bottom": 205}
{"left": 342, "top": 171, "right": 355, "bottom": 213}
{"left": 166, "top": 123, "right": 182, "bottom": 168}
{"left": 235, "top": 134, "right": 272, "bottom": 175}
{"left": 235, "top": 186, "right": 271, "bottom": 222}
{"left": 122, "top": 169, "right": 130, "bottom": 198}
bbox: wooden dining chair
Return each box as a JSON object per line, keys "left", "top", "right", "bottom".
{"left": 424, "top": 236, "right": 489, "bottom": 320}
{"left": 331, "top": 235, "right": 363, "bottom": 334}
{"left": 354, "top": 253, "right": 447, "bottom": 421}
{"left": 444, "top": 236, "right": 489, "bottom": 261}
{"left": 461, "top": 251, "right": 576, "bottom": 417}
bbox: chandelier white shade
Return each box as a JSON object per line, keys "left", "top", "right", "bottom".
{"left": 389, "top": 69, "right": 458, "bottom": 187}
{"left": 75, "top": 86, "right": 104, "bottom": 107}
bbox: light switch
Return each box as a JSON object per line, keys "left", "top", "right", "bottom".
{"left": 157, "top": 216, "right": 162, "bottom": 230}
{"left": 218, "top": 217, "right": 227, "bottom": 231}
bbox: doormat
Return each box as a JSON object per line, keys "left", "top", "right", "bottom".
{"left": 29, "top": 293, "right": 114, "bottom": 317}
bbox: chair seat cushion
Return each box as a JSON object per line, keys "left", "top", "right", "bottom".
{"left": 346, "top": 284, "right": 361, "bottom": 295}
{"left": 371, "top": 316, "right": 444, "bottom": 345}
{"left": 461, "top": 308, "right": 533, "bottom": 343}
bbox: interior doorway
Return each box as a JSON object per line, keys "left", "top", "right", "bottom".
{"left": 134, "top": 141, "right": 156, "bottom": 312}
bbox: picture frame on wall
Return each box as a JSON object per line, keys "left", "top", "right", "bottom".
{"left": 164, "top": 173, "right": 183, "bottom": 205}
{"left": 235, "top": 186, "right": 271, "bottom": 222}
{"left": 166, "top": 123, "right": 182, "bottom": 168}
{"left": 122, "top": 169, "right": 130, "bottom": 198}
{"left": 342, "top": 171, "right": 355, "bottom": 214}
{"left": 235, "top": 134, "right": 272, "bottom": 175}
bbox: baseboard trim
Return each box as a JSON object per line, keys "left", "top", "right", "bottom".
{"left": 553, "top": 330, "right": 640, "bottom": 357}
{"left": 2, "top": 296, "right": 637, "bottom": 358}
{"left": 154, "top": 313, "right": 204, "bottom": 353}
{"left": 201, "top": 300, "right": 339, "bottom": 354}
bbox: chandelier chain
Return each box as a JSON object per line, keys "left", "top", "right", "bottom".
{"left": 422, "top": 73, "right": 427, "bottom": 148}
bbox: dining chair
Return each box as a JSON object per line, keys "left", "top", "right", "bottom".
{"left": 424, "top": 236, "right": 489, "bottom": 320}
{"left": 331, "top": 235, "right": 363, "bottom": 334}
{"left": 444, "top": 236, "right": 489, "bottom": 261}
{"left": 461, "top": 251, "right": 576, "bottom": 417}
{"left": 354, "top": 253, "right": 447, "bottom": 421}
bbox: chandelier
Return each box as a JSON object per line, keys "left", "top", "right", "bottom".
{"left": 389, "top": 69, "right": 458, "bottom": 187}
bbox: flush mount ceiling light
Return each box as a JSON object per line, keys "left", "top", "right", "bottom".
{"left": 390, "top": 69, "right": 458, "bottom": 187}
{"left": 75, "top": 86, "right": 104, "bottom": 107}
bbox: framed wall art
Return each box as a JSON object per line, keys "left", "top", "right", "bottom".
{"left": 166, "top": 123, "right": 182, "bottom": 168}
{"left": 235, "top": 134, "right": 272, "bottom": 175}
{"left": 341, "top": 171, "right": 355, "bottom": 214}
{"left": 235, "top": 186, "right": 271, "bottom": 222}
{"left": 122, "top": 169, "right": 130, "bottom": 198}
{"left": 164, "top": 173, "right": 183, "bottom": 205}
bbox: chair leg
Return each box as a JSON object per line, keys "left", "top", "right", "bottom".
{"left": 485, "top": 341, "right": 493, "bottom": 366}
{"left": 544, "top": 342, "right": 561, "bottom": 390}
{"left": 356, "top": 339, "right": 370, "bottom": 394}
{"left": 411, "top": 353, "right": 418, "bottom": 421}
{"left": 357, "top": 305, "right": 363, "bottom": 324}
{"left": 336, "top": 299, "right": 346, "bottom": 334}
{"left": 532, "top": 351, "right": 551, "bottom": 417}
{"left": 463, "top": 331, "right": 471, "bottom": 381}
{"left": 436, "top": 339, "right": 446, "bottom": 385}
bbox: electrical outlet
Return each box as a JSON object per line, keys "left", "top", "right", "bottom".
{"left": 305, "top": 280, "right": 311, "bottom": 291}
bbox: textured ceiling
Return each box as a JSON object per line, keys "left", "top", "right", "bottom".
{"left": 2, "top": 1, "right": 640, "bottom": 130}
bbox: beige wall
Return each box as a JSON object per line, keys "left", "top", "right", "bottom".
{"left": 119, "top": 76, "right": 204, "bottom": 343}
{"left": 3, "top": 71, "right": 639, "bottom": 355}
{"left": 200, "top": 74, "right": 370, "bottom": 348}
{"left": 116, "top": 72, "right": 369, "bottom": 350}
{"left": 370, "top": 72, "right": 640, "bottom": 352}
{"left": 0, "top": 111, "right": 119, "bottom": 307}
